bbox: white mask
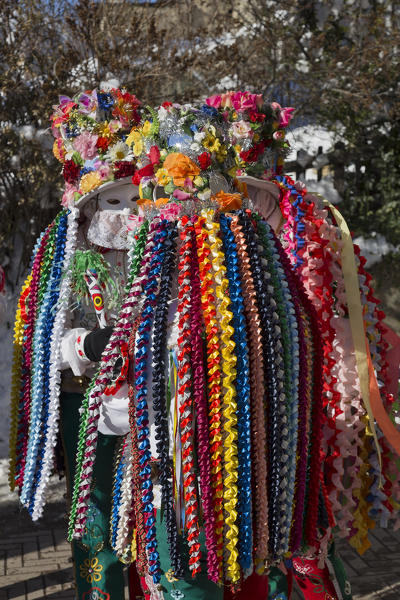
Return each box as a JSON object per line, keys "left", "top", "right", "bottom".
{"left": 86, "top": 182, "right": 140, "bottom": 249}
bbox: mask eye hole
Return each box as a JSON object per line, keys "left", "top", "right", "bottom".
{"left": 129, "top": 196, "right": 139, "bottom": 203}
{"left": 107, "top": 198, "right": 121, "bottom": 205}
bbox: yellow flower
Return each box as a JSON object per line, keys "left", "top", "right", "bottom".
{"left": 95, "top": 121, "right": 117, "bottom": 142}
{"left": 155, "top": 168, "right": 171, "bottom": 187}
{"left": 202, "top": 134, "right": 221, "bottom": 153}
{"left": 253, "top": 133, "right": 260, "bottom": 142}
{"left": 141, "top": 120, "right": 152, "bottom": 136}
{"left": 79, "top": 557, "right": 103, "bottom": 584}
{"left": 216, "top": 144, "right": 227, "bottom": 163}
{"left": 125, "top": 128, "right": 144, "bottom": 156}
{"left": 53, "top": 139, "right": 65, "bottom": 163}
{"left": 80, "top": 171, "right": 102, "bottom": 194}
{"left": 193, "top": 176, "right": 204, "bottom": 187}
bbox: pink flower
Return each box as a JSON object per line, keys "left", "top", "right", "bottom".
{"left": 127, "top": 214, "right": 145, "bottom": 231}
{"left": 62, "top": 182, "right": 79, "bottom": 207}
{"left": 221, "top": 92, "right": 234, "bottom": 108}
{"left": 273, "top": 130, "right": 285, "bottom": 140}
{"left": 73, "top": 131, "right": 99, "bottom": 160}
{"left": 206, "top": 94, "right": 222, "bottom": 108}
{"left": 173, "top": 189, "right": 192, "bottom": 201}
{"left": 271, "top": 102, "right": 295, "bottom": 128}
{"left": 231, "top": 120, "right": 253, "bottom": 139}
{"left": 231, "top": 91, "right": 259, "bottom": 112}
{"left": 279, "top": 107, "right": 295, "bottom": 128}
{"left": 255, "top": 94, "right": 264, "bottom": 109}
{"left": 77, "top": 90, "right": 98, "bottom": 114}
{"left": 96, "top": 161, "right": 112, "bottom": 180}
{"left": 160, "top": 202, "right": 182, "bottom": 221}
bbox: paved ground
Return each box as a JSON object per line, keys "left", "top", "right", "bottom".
{"left": 1, "top": 458, "right": 400, "bottom": 600}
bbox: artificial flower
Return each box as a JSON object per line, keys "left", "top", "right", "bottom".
{"left": 149, "top": 145, "right": 160, "bottom": 165}
{"left": 125, "top": 128, "right": 143, "bottom": 156}
{"left": 231, "top": 120, "right": 253, "bottom": 139}
{"left": 97, "top": 162, "right": 112, "bottom": 180}
{"left": 76, "top": 91, "right": 98, "bottom": 115}
{"left": 273, "top": 130, "right": 285, "bottom": 141}
{"left": 239, "top": 141, "right": 266, "bottom": 163}
{"left": 80, "top": 171, "right": 102, "bottom": 194}
{"left": 197, "top": 188, "right": 211, "bottom": 201}
{"left": 163, "top": 152, "right": 200, "bottom": 187}
{"left": 193, "top": 176, "right": 204, "bottom": 188}
{"left": 53, "top": 139, "right": 66, "bottom": 163}
{"left": 231, "top": 91, "right": 263, "bottom": 112}
{"left": 63, "top": 160, "right": 80, "bottom": 183}
{"left": 212, "top": 190, "right": 242, "bottom": 211}
{"left": 205, "top": 94, "right": 222, "bottom": 109}
{"left": 220, "top": 92, "right": 234, "bottom": 108}
{"left": 202, "top": 134, "right": 221, "bottom": 153}
{"left": 112, "top": 89, "right": 141, "bottom": 124}
{"left": 132, "top": 163, "right": 154, "bottom": 185}
{"left": 61, "top": 181, "right": 79, "bottom": 207}
{"left": 215, "top": 144, "right": 228, "bottom": 162}
{"left": 105, "top": 141, "right": 133, "bottom": 162}
{"left": 197, "top": 152, "right": 211, "bottom": 170}
{"left": 271, "top": 102, "right": 295, "bottom": 128}
{"left": 73, "top": 131, "right": 99, "bottom": 160}
{"left": 155, "top": 197, "right": 170, "bottom": 207}
{"left": 141, "top": 120, "right": 152, "bottom": 136}
{"left": 173, "top": 189, "right": 192, "bottom": 201}
{"left": 114, "top": 161, "right": 135, "bottom": 179}
{"left": 155, "top": 168, "right": 171, "bottom": 187}
{"left": 95, "top": 121, "right": 119, "bottom": 142}
{"left": 96, "top": 136, "right": 111, "bottom": 152}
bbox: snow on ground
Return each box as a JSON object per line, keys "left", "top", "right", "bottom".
{"left": 287, "top": 124, "right": 337, "bottom": 162}
{"left": 354, "top": 233, "right": 399, "bottom": 268}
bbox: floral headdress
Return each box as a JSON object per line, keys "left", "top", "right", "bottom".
{"left": 50, "top": 88, "right": 142, "bottom": 207}
{"left": 126, "top": 91, "right": 295, "bottom": 220}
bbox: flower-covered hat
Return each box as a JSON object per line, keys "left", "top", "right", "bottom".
{"left": 51, "top": 88, "right": 143, "bottom": 207}
{"left": 127, "top": 91, "right": 295, "bottom": 217}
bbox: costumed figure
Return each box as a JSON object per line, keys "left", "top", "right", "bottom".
{"left": 9, "top": 88, "right": 400, "bottom": 600}
{"left": 9, "top": 87, "right": 145, "bottom": 600}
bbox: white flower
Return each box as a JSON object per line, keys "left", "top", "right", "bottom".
{"left": 194, "top": 131, "right": 206, "bottom": 143}
{"left": 197, "top": 188, "right": 211, "bottom": 201}
{"left": 190, "top": 142, "right": 202, "bottom": 153}
{"left": 158, "top": 106, "right": 169, "bottom": 121}
{"left": 105, "top": 141, "right": 133, "bottom": 162}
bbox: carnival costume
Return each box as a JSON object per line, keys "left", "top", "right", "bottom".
{"left": 9, "top": 88, "right": 400, "bottom": 600}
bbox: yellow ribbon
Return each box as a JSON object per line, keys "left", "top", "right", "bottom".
{"left": 322, "top": 200, "right": 386, "bottom": 473}
{"left": 205, "top": 210, "right": 240, "bottom": 584}
{"left": 8, "top": 273, "right": 32, "bottom": 490}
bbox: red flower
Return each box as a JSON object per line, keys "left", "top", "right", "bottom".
{"left": 63, "top": 160, "right": 80, "bottom": 183}
{"left": 162, "top": 101, "right": 173, "bottom": 108}
{"left": 249, "top": 111, "right": 265, "bottom": 123}
{"left": 198, "top": 152, "right": 211, "bottom": 170}
{"left": 132, "top": 163, "right": 154, "bottom": 185}
{"left": 114, "top": 161, "right": 135, "bottom": 179}
{"left": 149, "top": 145, "right": 160, "bottom": 165}
{"left": 96, "top": 136, "right": 111, "bottom": 152}
{"left": 239, "top": 142, "right": 266, "bottom": 163}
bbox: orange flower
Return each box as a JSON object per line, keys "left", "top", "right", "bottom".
{"left": 137, "top": 198, "right": 153, "bottom": 207}
{"left": 212, "top": 190, "right": 242, "bottom": 211}
{"left": 155, "top": 197, "right": 170, "bottom": 207}
{"left": 163, "top": 152, "right": 200, "bottom": 187}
